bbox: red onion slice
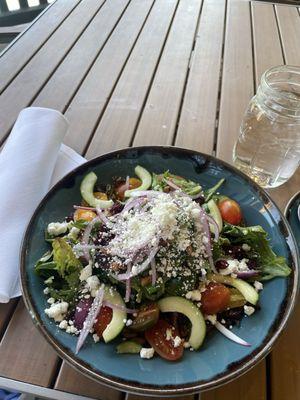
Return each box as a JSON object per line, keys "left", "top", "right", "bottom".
{"left": 122, "top": 197, "right": 147, "bottom": 213}
{"left": 125, "top": 175, "right": 130, "bottom": 192}
{"left": 206, "top": 213, "right": 220, "bottom": 241}
{"left": 113, "top": 248, "right": 158, "bottom": 280}
{"left": 129, "top": 190, "right": 162, "bottom": 198}
{"left": 81, "top": 216, "right": 101, "bottom": 261}
{"left": 125, "top": 263, "right": 132, "bottom": 303}
{"left": 164, "top": 178, "right": 181, "bottom": 191}
{"left": 215, "top": 321, "right": 251, "bottom": 347}
{"left": 190, "top": 192, "right": 204, "bottom": 200}
{"left": 103, "top": 300, "right": 137, "bottom": 314}
{"left": 74, "top": 205, "right": 97, "bottom": 211}
{"left": 236, "top": 270, "right": 259, "bottom": 279}
{"left": 151, "top": 259, "right": 157, "bottom": 285}
{"left": 75, "top": 284, "right": 105, "bottom": 354}
{"left": 96, "top": 207, "right": 110, "bottom": 225}
{"left": 197, "top": 206, "right": 218, "bottom": 274}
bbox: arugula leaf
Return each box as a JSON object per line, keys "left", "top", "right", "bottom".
{"left": 204, "top": 178, "right": 225, "bottom": 202}
{"left": 222, "top": 224, "right": 291, "bottom": 280}
{"left": 151, "top": 171, "right": 202, "bottom": 196}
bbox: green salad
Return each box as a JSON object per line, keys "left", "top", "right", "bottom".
{"left": 35, "top": 166, "right": 291, "bottom": 360}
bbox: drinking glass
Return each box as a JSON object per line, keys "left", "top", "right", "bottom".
{"left": 233, "top": 65, "right": 300, "bottom": 188}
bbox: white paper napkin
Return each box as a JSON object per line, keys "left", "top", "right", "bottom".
{"left": 0, "top": 107, "right": 86, "bottom": 303}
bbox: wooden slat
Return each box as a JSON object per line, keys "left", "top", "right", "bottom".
{"left": 0, "top": 0, "right": 80, "bottom": 93}
{"left": 201, "top": 362, "right": 266, "bottom": 400}
{"left": 133, "top": 0, "right": 203, "bottom": 146}
{"left": 216, "top": 0, "right": 254, "bottom": 162}
{"left": 33, "top": 0, "right": 131, "bottom": 111}
{"left": 63, "top": 0, "right": 155, "bottom": 154}
{"left": 275, "top": 4, "right": 300, "bottom": 64}
{"left": 213, "top": 2, "right": 266, "bottom": 399}
{"left": 266, "top": 7, "right": 300, "bottom": 398}
{"left": 55, "top": 362, "right": 123, "bottom": 400}
{"left": 175, "top": 0, "right": 226, "bottom": 153}
{"left": 0, "top": 300, "right": 59, "bottom": 386}
{"left": 251, "top": 2, "right": 283, "bottom": 87}
{"left": 85, "top": 0, "right": 178, "bottom": 159}
{"left": 0, "top": 0, "right": 105, "bottom": 143}
{"left": 0, "top": 299, "right": 18, "bottom": 338}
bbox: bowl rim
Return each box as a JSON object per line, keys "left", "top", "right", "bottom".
{"left": 20, "top": 145, "right": 299, "bottom": 396}
{"left": 284, "top": 190, "right": 300, "bottom": 218}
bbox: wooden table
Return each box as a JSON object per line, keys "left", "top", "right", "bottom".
{"left": 0, "top": 0, "right": 299, "bottom": 399}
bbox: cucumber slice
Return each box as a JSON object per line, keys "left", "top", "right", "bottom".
{"left": 208, "top": 274, "right": 259, "bottom": 305}
{"left": 158, "top": 296, "right": 206, "bottom": 350}
{"left": 124, "top": 165, "right": 152, "bottom": 197}
{"left": 102, "top": 286, "right": 126, "bottom": 343}
{"left": 116, "top": 341, "right": 142, "bottom": 354}
{"left": 207, "top": 199, "right": 223, "bottom": 232}
{"left": 80, "top": 172, "right": 113, "bottom": 209}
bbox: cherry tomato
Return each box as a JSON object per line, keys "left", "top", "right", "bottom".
{"left": 94, "top": 191, "right": 108, "bottom": 200}
{"left": 130, "top": 303, "right": 160, "bottom": 332}
{"left": 145, "top": 319, "right": 184, "bottom": 361}
{"left": 145, "top": 319, "right": 183, "bottom": 361}
{"left": 115, "top": 178, "right": 141, "bottom": 200}
{"left": 93, "top": 306, "right": 113, "bottom": 337}
{"left": 74, "top": 209, "right": 97, "bottom": 222}
{"left": 218, "top": 198, "right": 243, "bottom": 225}
{"left": 201, "top": 282, "right": 230, "bottom": 315}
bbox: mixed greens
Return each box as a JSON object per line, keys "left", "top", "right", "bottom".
{"left": 35, "top": 166, "right": 291, "bottom": 360}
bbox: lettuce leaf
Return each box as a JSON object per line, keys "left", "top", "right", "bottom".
{"left": 222, "top": 224, "right": 291, "bottom": 280}
{"left": 35, "top": 239, "right": 82, "bottom": 303}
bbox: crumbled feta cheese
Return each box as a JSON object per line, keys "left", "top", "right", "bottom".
{"left": 85, "top": 275, "right": 100, "bottom": 297}
{"left": 47, "top": 222, "right": 68, "bottom": 236}
{"left": 67, "top": 226, "right": 80, "bottom": 240}
{"left": 58, "top": 320, "right": 68, "bottom": 330}
{"left": 66, "top": 325, "right": 78, "bottom": 334}
{"left": 173, "top": 336, "right": 182, "bottom": 348}
{"left": 221, "top": 319, "right": 226, "bottom": 324}
{"left": 166, "top": 328, "right": 172, "bottom": 341}
{"left": 125, "top": 319, "right": 133, "bottom": 327}
{"left": 45, "top": 302, "right": 68, "bottom": 322}
{"left": 201, "top": 268, "right": 207, "bottom": 276}
{"left": 242, "top": 243, "right": 251, "bottom": 251}
{"left": 244, "top": 305, "right": 255, "bottom": 316}
{"left": 43, "top": 287, "right": 50, "bottom": 295}
{"left": 47, "top": 297, "right": 55, "bottom": 304}
{"left": 79, "top": 264, "right": 92, "bottom": 282}
{"left": 93, "top": 333, "right": 100, "bottom": 343}
{"left": 185, "top": 290, "right": 201, "bottom": 302}
{"left": 220, "top": 258, "right": 249, "bottom": 275}
{"left": 254, "top": 281, "right": 263, "bottom": 291}
{"left": 206, "top": 314, "right": 217, "bottom": 325}
{"left": 140, "top": 347, "right": 155, "bottom": 359}
{"left": 84, "top": 294, "right": 91, "bottom": 299}
{"left": 44, "top": 276, "right": 54, "bottom": 284}
{"left": 183, "top": 341, "right": 190, "bottom": 348}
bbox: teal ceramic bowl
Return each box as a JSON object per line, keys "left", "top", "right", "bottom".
{"left": 21, "top": 146, "right": 298, "bottom": 396}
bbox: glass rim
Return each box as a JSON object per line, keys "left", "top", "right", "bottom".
{"left": 261, "top": 65, "right": 300, "bottom": 101}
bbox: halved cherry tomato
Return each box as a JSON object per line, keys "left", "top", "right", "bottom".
{"left": 130, "top": 303, "right": 159, "bottom": 332}
{"left": 93, "top": 306, "right": 113, "bottom": 337}
{"left": 74, "top": 209, "right": 97, "bottom": 222}
{"left": 201, "top": 282, "right": 230, "bottom": 315}
{"left": 218, "top": 198, "right": 243, "bottom": 225}
{"left": 115, "top": 178, "right": 141, "bottom": 200}
{"left": 145, "top": 319, "right": 184, "bottom": 361}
